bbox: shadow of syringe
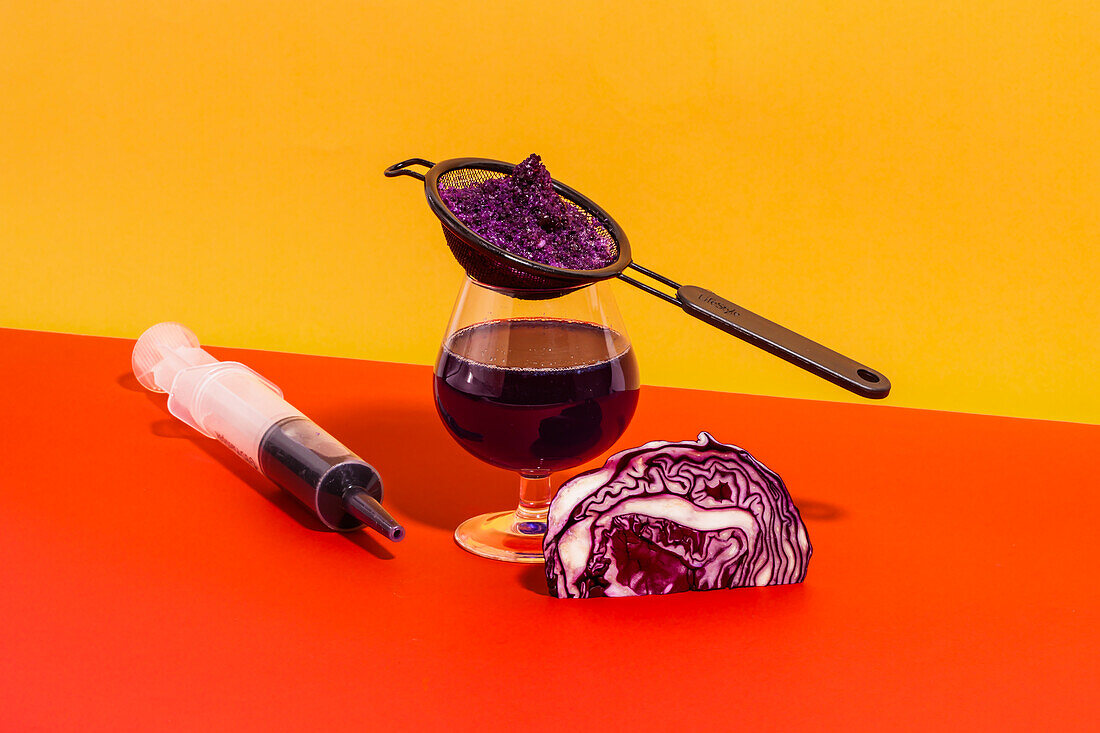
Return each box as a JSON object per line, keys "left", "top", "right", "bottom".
{"left": 131, "top": 322, "right": 404, "bottom": 543}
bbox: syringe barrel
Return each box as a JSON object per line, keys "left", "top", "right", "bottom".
{"left": 171, "top": 362, "right": 302, "bottom": 469}
{"left": 186, "top": 373, "right": 382, "bottom": 531}
{"left": 258, "top": 416, "right": 382, "bottom": 530}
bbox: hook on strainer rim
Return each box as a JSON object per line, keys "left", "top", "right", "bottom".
{"left": 386, "top": 156, "right": 891, "bottom": 399}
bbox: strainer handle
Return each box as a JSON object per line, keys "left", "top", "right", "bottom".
{"left": 384, "top": 159, "right": 435, "bottom": 181}
{"left": 675, "top": 285, "right": 891, "bottom": 398}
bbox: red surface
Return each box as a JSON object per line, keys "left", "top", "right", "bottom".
{"left": 1, "top": 328, "right": 1097, "bottom": 731}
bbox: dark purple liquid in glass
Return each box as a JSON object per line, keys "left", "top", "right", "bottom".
{"left": 434, "top": 319, "right": 640, "bottom": 472}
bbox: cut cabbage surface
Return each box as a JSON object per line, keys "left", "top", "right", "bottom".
{"left": 544, "top": 432, "right": 812, "bottom": 598}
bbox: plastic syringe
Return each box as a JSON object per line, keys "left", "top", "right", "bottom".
{"left": 132, "top": 322, "right": 404, "bottom": 542}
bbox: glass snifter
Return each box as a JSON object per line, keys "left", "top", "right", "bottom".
{"left": 434, "top": 277, "right": 639, "bottom": 562}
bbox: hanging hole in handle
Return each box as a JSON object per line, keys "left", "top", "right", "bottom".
{"left": 384, "top": 158, "right": 435, "bottom": 181}
{"left": 857, "top": 369, "right": 881, "bottom": 383}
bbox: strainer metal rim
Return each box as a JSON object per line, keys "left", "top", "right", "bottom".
{"left": 423, "top": 157, "right": 633, "bottom": 285}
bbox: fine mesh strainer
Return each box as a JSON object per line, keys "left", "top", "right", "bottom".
{"left": 386, "top": 157, "right": 890, "bottom": 399}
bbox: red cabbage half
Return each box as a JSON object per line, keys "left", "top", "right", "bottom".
{"left": 544, "top": 432, "right": 812, "bottom": 598}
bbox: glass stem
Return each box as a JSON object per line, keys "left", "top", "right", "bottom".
{"left": 512, "top": 471, "right": 552, "bottom": 535}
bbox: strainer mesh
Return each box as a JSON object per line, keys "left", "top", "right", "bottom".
{"left": 433, "top": 165, "right": 620, "bottom": 291}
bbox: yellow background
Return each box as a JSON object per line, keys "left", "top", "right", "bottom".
{"left": 1, "top": 1, "right": 1096, "bottom": 423}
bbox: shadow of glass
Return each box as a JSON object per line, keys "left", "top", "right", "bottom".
{"left": 313, "top": 402, "right": 517, "bottom": 532}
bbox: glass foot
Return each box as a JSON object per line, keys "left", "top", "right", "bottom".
{"left": 454, "top": 510, "right": 546, "bottom": 563}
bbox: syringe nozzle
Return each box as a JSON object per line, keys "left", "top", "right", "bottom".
{"left": 344, "top": 487, "right": 405, "bottom": 542}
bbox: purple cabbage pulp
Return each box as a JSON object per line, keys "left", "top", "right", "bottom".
{"left": 544, "top": 432, "right": 812, "bottom": 598}
{"left": 439, "top": 154, "right": 616, "bottom": 271}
